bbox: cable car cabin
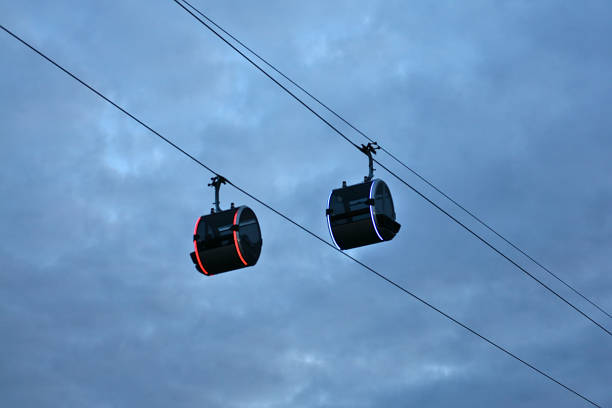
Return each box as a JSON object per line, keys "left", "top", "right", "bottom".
{"left": 190, "top": 205, "right": 262, "bottom": 276}
{"left": 326, "top": 179, "right": 400, "bottom": 250}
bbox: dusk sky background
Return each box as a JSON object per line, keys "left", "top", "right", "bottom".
{"left": 1, "top": 1, "right": 611, "bottom": 407}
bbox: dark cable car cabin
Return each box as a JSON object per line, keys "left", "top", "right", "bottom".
{"left": 325, "top": 143, "right": 400, "bottom": 250}
{"left": 326, "top": 178, "right": 400, "bottom": 250}
{"left": 190, "top": 176, "right": 262, "bottom": 276}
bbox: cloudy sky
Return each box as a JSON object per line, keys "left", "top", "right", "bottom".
{"left": 1, "top": 1, "right": 611, "bottom": 407}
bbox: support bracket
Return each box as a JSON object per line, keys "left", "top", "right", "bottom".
{"left": 208, "top": 175, "right": 227, "bottom": 213}
{"left": 359, "top": 142, "right": 380, "bottom": 182}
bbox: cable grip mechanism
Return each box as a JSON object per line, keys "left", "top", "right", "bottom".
{"left": 208, "top": 175, "right": 228, "bottom": 213}
{"left": 359, "top": 142, "right": 380, "bottom": 182}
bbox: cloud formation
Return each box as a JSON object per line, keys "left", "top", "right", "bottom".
{"left": 1, "top": 1, "right": 611, "bottom": 407}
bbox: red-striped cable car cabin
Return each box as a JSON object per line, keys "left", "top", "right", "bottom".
{"left": 190, "top": 176, "right": 262, "bottom": 276}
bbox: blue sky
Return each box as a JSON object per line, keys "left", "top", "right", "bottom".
{"left": 1, "top": 1, "right": 611, "bottom": 407}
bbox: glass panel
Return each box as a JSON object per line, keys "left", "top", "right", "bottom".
{"left": 329, "top": 182, "right": 372, "bottom": 225}
{"left": 374, "top": 181, "right": 395, "bottom": 219}
{"left": 197, "top": 210, "right": 235, "bottom": 249}
{"left": 238, "top": 208, "right": 262, "bottom": 249}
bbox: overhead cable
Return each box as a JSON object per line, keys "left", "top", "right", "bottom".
{"left": 170, "top": 0, "right": 612, "bottom": 337}
{"left": 0, "top": 23, "right": 601, "bottom": 408}
{"left": 176, "top": 0, "right": 611, "bottom": 321}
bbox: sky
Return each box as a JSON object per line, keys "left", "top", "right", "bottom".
{"left": 1, "top": 1, "right": 611, "bottom": 407}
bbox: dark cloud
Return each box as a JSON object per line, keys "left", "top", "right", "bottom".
{"left": 1, "top": 1, "right": 611, "bottom": 407}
